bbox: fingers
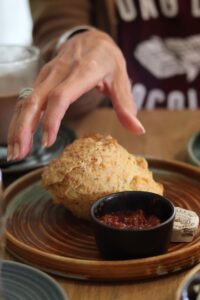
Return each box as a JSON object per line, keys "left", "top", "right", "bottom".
{"left": 33, "top": 63, "right": 52, "bottom": 87}
{"left": 7, "top": 29, "right": 146, "bottom": 162}
{"left": 109, "top": 72, "right": 145, "bottom": 134}
{"left": 41, "top": 61, "right": 102, "bottom": 147}
{"left": 7, "top": 90, "right": 44, "bottom": 160}
{"left": 7, "top": 67, "right": 67, "bottom": 160}
{"left": 7, "top": 101, "right": 24, "bottom": 160}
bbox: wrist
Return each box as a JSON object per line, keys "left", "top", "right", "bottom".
{"left": 56, "top": 25, "right": 93, "bottom": 51}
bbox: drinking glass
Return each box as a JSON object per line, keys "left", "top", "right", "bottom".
{"left": 0, "top": 45, "right": 40, "bottom": 146}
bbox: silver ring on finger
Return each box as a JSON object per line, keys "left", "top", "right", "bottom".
{"left": 18, "top": 87, "right": 34, "bottom": 100}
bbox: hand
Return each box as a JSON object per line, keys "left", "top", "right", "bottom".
{"left": 7, "top": 28, "right": 145, "bottom": 161}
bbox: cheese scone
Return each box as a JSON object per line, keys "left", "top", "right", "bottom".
{"left": 42, "top": 133, "right": 163, "bottom": 220}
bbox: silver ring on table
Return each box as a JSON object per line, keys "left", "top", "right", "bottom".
{"left": 18, "top": 87, "right": 34, "bottom": 100}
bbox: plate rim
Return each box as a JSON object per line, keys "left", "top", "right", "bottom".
{"left": 2, "top": 259, "right": 67, "bottom": 299}
{"left": 187, "top": 131, "right": 200, "bottom": 167}
{"left": 4, "top": 158, "right": 200, "bottom": 281}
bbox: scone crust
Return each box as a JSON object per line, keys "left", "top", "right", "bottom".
{"left": 42, "top": 134, "right": 163, "bottom": 220}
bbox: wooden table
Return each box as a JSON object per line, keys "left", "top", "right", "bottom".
{"left": 4, "top": 108, "right": 200, "bottom": 300}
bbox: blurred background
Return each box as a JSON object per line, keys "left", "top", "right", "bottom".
{"left": 0, "top": 0, "right": 32, "bottom": 45}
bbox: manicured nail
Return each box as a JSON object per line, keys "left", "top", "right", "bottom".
{"left": 130, "top": 113, "right": 145, "bottom": 134}
{"left": 125, "top": 109, "right": 145, "bottom": 134}
{"left": 12, "top": 143, "right": 20, "bottom": 160}
{"left": 7, "top": 144, "right": 13, "bottom": 161}
{"left": 42, "top": 131, "right": 48, "bottom": 148}
{"left": 134, "top": 118, "right": 146, "bottom": 134}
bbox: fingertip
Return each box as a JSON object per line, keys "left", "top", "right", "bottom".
{"left": 18, "top": 145, "right": 31, "bottom": 161}
{"left": 41, "top": 128, "right": 57, "bottom": 148}
{"left": 132, "top": 117, "right": 146, "bottom": 134}
{"left": 41, "top": 117, "right": 61, "bottom": 148}
{"left": 9, "top": 134, "right": 33, "bottom": 161}
{"left": 12, "top": 143, "right": 20, "bottom": 160}
{"left": 41, "top": 131, "right": 49, "bottom": 148}
{"left": 116, "top": 109, "right": 145, "bottom": 135}
{"left": 7, "top": 144, "right": 13, "bottom": 161}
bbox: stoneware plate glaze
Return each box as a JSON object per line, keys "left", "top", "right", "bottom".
{"left": 176, "top": 264, "right": 200, "bottom": 300}
{"left": 187, "top": 131, "right": 200, "bottom": 167}
{"left": 4, "top": 158, "right": 200, "bottom": 281}
{"left": 1, "top": 260, "right": 67, "bottom": 300}
{"left": 0, "top": 125, "right": 76, "bottom": 173}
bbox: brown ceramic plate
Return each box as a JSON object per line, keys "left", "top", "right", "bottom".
{"left": 4, "top": 158, "right": 200, "bottom": 281}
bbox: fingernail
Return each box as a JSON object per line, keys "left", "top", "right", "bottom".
{"left": 125, "top": 109, "right": 145, "bottom": 134}
{"left": 7, "top": 144, "right": 13, "bottom": 161}
{"left": 42, "top": 131, "right": 48, "bottom": 148}
{"left": 12, "top": 143, "right": 20, "bottom": 160}
{"left": 130, "top": 113, "right": 145, "bottom": 134}
{"left": 135, "top": 118, "right": 146, "bottom": 134}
